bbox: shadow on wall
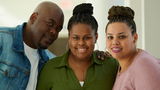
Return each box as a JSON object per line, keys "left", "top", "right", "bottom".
{"left": 48, "top": 37, "right": 68, "bottom": 56}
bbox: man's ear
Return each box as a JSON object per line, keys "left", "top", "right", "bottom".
{"left": 30, "top": 12, "right": 38, "bottom": 24}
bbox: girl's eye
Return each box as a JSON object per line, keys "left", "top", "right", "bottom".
{"left": 73, "top": 37, "right": 79, "bottom": 39}
{"left": 84, "top": 37, "right": 90, "bottom": 39}
{"left": 119, "top": 36, "right": 125, "bottom": 39}
{"left": 108, "top": 36, "right": 113, "bottom": 39}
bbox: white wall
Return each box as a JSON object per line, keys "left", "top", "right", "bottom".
{"left": 1, "top": 0, "right": 159, "bottom": 57}
{"left": 127, "top": 0, "right": 160, "bottom": 58}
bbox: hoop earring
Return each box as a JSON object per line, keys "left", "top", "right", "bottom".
{"left": 66, "top": 43, "right": 70, "bottom": 51}
{"left": 94, "top": 43, "right": 99, "bottom": 50}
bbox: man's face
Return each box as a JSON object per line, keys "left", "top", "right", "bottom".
{"left": 31, "top": 9, "right": 64, "bottom": 49}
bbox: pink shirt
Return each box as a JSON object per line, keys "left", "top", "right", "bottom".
{"left": 112, "top": 50, "right": 160, "bottom": 90}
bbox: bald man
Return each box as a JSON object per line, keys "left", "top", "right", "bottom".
{"left": 0, "top": 1, "right": 64, "bottom": 90}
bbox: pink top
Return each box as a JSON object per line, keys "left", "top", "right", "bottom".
{"left": 112, "top": 50, "right": 160, "bottom": 90}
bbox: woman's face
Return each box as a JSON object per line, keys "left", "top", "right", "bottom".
{"left": 68, "top": 23, "right": 98, "bottom": 59}
{"left": 105, "top": 22, "right": 137, "bottom": 60}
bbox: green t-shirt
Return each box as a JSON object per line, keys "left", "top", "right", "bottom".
{"left": 37, "top": 50, "right": 119, "bottom": 90}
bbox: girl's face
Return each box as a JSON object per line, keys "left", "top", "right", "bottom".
{"left": 106, "top": 22, "right": 137, "bottom": 60}
{"left": 68, "top": 23, "right": 98, "bottom": 59}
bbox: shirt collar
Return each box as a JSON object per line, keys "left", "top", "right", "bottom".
{"left": 13, "top": 22, "right": 26, "bottom": 52}
{"left": 91, "top": 52, "right": 104, "bottom": 65}
{"left": 56, "top": 49, "right": 103, "bottom": 68}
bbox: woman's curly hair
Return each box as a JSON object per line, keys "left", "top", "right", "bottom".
{"left": 106, "top": 6, "right": 136, "bottom": 35}
{"left": 67, "top": 3, "right": 98, "bottom": 35}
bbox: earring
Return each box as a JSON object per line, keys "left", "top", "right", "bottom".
{"left": 66, "top": 43, "right": 69, "bottom": 51}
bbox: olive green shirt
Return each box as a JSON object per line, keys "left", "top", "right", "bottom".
{"left": 37, "top": 50, "right": 119, "bottom": 90}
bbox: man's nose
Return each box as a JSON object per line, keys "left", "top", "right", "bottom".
{"left": 50, "top": 28, "right": 57, "bottom": 34}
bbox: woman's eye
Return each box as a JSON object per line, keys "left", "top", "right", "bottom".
{"left": 108, "top": 36, "right": 113, "bottom": 39}
{"left": 119, "top": 36, "right": 125, "bottom": 39}
{"left": 84, "top": 37, "right": 90, "bottom": 39}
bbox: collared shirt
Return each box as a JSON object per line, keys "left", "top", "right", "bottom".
{"left": 0, "top": 23, "right": 56, "bottom": 90}
{"left": 37, "top": 50, "right": 119, "bottom": 90}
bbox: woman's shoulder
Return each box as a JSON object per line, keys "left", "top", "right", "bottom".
{"left": 131, "top": 50, "right": 160, "bottom": 74}
{"left": 92, "top": 51, "right": 119, "bottom": 65}
{"left": 128, "top": 50, "right": 160, "bottom": 89}
{"left": 44, "top": 52, "right": 68, "bottom": 67}
{"left": 104, "top": 56, "right": 119, "bottom": 66}
{"left": 135, "top": 50, "right": 159, "bottom": 65}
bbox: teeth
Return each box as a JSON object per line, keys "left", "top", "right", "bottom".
{"left": 112, "top": 48, "right": 121, "bottom": 51}
{"left": 78, "top": 49, "right": 86, "bottom": 51}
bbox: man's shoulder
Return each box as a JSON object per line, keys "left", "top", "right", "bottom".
{"left": 0, "top": 23, "right": 26, "bottom": 34}
{"left": 44, "top": 49, "right": 56, "bottom": 59}
{"left": 0, "top": 27, "right": 16, "bottom": 46}
{"left": 0, "top": 27, "right": 15, "bottom": 34}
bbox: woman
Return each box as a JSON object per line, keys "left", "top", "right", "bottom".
{"left": 105, "top": 6, "right": 160, "bottom": 90}
{"left": 37, "top": 3, "right": 118, "bottom": 90}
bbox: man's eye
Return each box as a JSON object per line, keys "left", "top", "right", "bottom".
{"left": 56, "top": 29, "right": 61, "bottom": 33}
{"left": 47, "top": 22, "right": 53, "bottom": 26}
{"left": 56, "top": 27, "right": 62, "bottom": 33}
{"left": 119, "top": 36, "right": 125, "bottom": 39}
{"left": 108, "top": 36, "right": 113, "bottom": 39}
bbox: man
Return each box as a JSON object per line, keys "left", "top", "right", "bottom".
{"left": 0, "top": 1, "right": 64, "bottom": 90}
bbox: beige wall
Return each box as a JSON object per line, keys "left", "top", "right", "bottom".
{"left": 129, "top": 0, "right": 143, "bottom": 50}
{"left": 144, "top": 0, "right": 160, "bottom": 58}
